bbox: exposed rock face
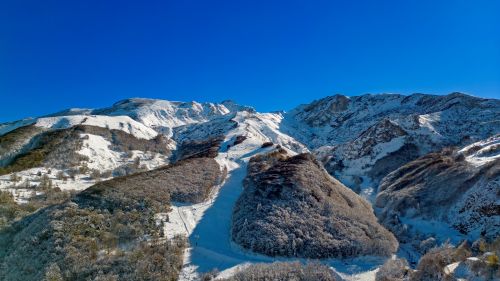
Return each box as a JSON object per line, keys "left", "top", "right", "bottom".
{"left": 286, "top": 93, "right": 499, "bottom": 149}
{"left": 232, "top": 151, "right": 398, "bottom": 259}
{"left": 376, "top": 135, "right": 500, "bottom": 240}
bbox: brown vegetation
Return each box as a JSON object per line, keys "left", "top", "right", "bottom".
{"left": 0, "top": 156, "right": 222, "bottom": 280}
{"left": 219, "top": 261, "right": 339, "bottom": 281}
{"left": 232, "top": 150, "right": 398, "bottom": 258}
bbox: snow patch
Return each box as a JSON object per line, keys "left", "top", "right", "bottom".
{"left": 34, "top": 115, "right": 158, "bottom": 139}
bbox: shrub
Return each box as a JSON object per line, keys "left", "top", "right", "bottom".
{"left": 376, "top": 258, "right": 410, "bottom": 281}
{"left": 233, "top": 135, "right": 247, "bottom": 146}
{"left": 9, "top": 173, "right": 20, "bottom": 183}
{"left": 200, "top": 269, "right": 219, "bottom": 281}
{"left": 0, "top": 190, "right": 38, "bottom": 229}
{"left": 89, "top": 169, "right": 101, "bottom": 180}
{"left": 220, "top": 261, "right": 339, "bottom": 281}
{"left": 39, "top": 174, "right": 53, "bottom": 190}
{"left": 410, "top": 245, "right": 457, "bottom": 281}
{"left": 0, "top": 125, "right": 171, "bottom": 175}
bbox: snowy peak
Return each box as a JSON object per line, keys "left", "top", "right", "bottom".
{"left": 0, "top": 98, "right": 252, "bottom": 139}
{"left": 93, "top": 98, "right": 237, "bottom": 136}
{"left": 173, "top": 110, "right": 308, "bottom": 154}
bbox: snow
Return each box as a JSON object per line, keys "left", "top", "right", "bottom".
{"left": 97, "top": 98, "right": 234, "bottom": 137}
{"left": 34, "top": 115, "right": 158, "bottom": 139}
{"left": 0, "top": 167, "right": 99, "bottom": 203}
{"left": 331, "top": 136, "right": 406, "bottom": 202}
{"left": 0, "top": 118, "right": 36, "bottom": 136}
{"left": 78, "top": 134, "right": 168, "bottom": 171}
{"left": 399, "top": 217, "right": 465, "bottom": 244}
{"left": 459, "top": 134, "right": 500, "bottom": 167}
{"left": 79, "top": 134, "right": 124, "bottom": 170}
{"left": 1, "top": 94, "right": 498, "bottom": 280}
{"left": 444, "top": 261, "right": 461, "bottom": 275}
{"left": 0, "top": 132, "right": 169, "bottom": 203}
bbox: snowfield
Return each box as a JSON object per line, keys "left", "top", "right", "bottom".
{"left": 0, "top": 167, "right": 99, "bottom": 203}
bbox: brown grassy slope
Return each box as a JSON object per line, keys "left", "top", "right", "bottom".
{"left": 375, "top": 148, "right": 499, "bottom": 239}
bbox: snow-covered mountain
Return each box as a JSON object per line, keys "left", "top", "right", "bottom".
{"left": 0, "top": 92, "right": 498, "bottom": 281}
{"left": 0, "top": 98, "right": 249, "bottom": 139}
{"left": 284, "top": 93, "right": 500, "bottom": 198}
{"left": 93, "top": 98, "right": 249, "bottom": 137}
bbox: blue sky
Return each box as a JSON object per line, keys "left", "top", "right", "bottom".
{"left": 1, "top": 0, "right": 499, "bottom": 122}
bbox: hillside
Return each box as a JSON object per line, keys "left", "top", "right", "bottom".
{"left": 232, "top": 150, "right": 398, "bottom": 258}
{"left": 0, "top": 156, "right": 222, "bottom": 280}
{"left": 376, "top": 135, "right": 500, "bottom": 243}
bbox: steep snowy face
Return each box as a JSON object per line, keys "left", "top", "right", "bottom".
{"left": 34, "top": 115, "right": 158, "bottom": 140}
{"left": 93, "top": 98, "right": 239, "bottom": 136}
{"left": 285, "top": 93, "right": 500, "bottom": 194}
{"left": 0, "top": 118, "right": 37, "bottom": 136}
{"left": 375, "top": 135, "right": 500, "bottom": 241}
{"left": 0, "top": 114, "right": 158, "bottom": 140}
{"left": 173, "top": 111, "right": 308, "bottom": 154}
{"left": 459, "top": 135, "right": 500, "bottom": 166}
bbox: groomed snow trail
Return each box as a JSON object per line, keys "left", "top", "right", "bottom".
{"left": 173, "top": 112, "right": 388, "bottom": 280}
{"left": 182, "top": 164, "right": 276, "bottom": 275}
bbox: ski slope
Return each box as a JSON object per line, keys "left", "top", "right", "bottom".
{"left": 170, "top": 142, "right": 386, "bottom": 281}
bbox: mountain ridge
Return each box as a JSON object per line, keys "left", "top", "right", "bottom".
{"left": 0, "top": 92, "right": 498, "bottom": 281}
